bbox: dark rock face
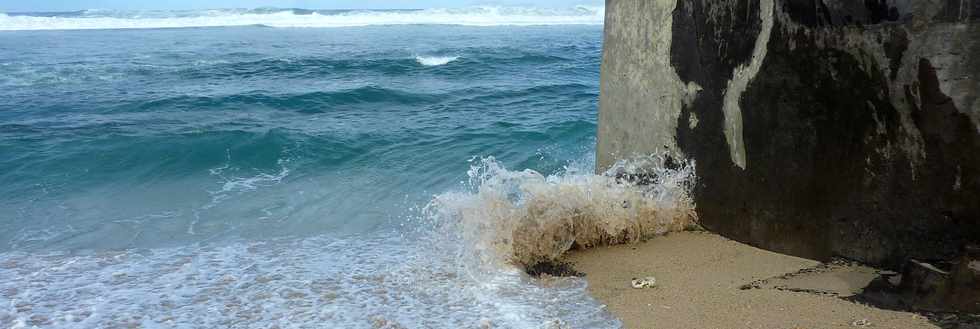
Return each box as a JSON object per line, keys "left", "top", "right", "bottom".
{"left": 597, "top": 0, "right": 980, "bottom": 309}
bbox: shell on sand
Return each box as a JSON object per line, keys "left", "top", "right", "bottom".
{"left": 630, "top": 276, "right": 657, "bottom": 289}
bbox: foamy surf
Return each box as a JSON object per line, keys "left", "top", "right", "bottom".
{"left": 0, "top": 233, "right": 619, "bottom": 329}
{"left": 415, "top": 56, "right": 459, "bottom": 66}
{"left": 0, "top": 6, "right": 604, "bottom": 31}
{"left": 0, "top": 155, "right": 691, "bottom": 328}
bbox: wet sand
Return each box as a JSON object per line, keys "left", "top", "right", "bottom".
{"left": 564, "top": 231, "right": 938, "bottom": 329}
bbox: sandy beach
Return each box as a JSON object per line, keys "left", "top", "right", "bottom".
{"left": 564, "top": 231, "right": 939, "bottom": 329}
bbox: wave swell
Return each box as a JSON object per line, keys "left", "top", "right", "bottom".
{"left": 0, "top": 6, "right": 604, "bottom": 31}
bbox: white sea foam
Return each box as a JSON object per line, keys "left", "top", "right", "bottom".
{"left": 0, "top": 233, "right": 620, "bottom": 329}
{"left": 415, "top": 55, "right": 459, "bottom": 66}
{"left": 0, "top": 6, "right": 604, "bottom": 31}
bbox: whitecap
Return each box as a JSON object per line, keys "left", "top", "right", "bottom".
{"left": 415, "top": 55, "right": 459, "bottom": 66}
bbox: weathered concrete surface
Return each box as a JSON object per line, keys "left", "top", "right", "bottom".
{"left": 597, "top": 0, "right": 980, "bottom": 282}
{"left": 597, "top": 0, "right": 702, "bottom": 164}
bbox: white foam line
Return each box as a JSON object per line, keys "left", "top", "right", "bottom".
{"left": 0, "top": 6, "right": 605, "bottom": 31}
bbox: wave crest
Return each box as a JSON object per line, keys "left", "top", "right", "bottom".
{"left": 425, "top": 155, "right": 698, "bottom": 273}
{"left": 0, "top": 6, "right": 604, "bottom": 31}
{"left": 415, "top": 55, "right": 459, "bottom": 66}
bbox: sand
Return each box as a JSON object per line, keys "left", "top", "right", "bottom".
{"left": 564, "top": 231, "right": 938, "bottom": 329}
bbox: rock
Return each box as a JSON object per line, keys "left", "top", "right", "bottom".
{"left": 887, "top": 275, "right": 902, "bottom": 287}
{"left": 949, "top": 245, "right": 980, "bottom": 313}
{"left": 879, "top": 244, "right": 980, "bottom": 313}
{"left": 899, "top": 259, "right": 951, "bottom": 311}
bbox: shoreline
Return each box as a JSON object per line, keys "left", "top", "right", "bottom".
{"left": 563, "top": 231, "right": 940, "bottom": 328}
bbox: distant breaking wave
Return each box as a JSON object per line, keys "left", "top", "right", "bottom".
{"left": 0, "top": 6, "right": 604, "bottom": 31}
{"left": 415, "top": 55, "right": 459, "bottom": 66}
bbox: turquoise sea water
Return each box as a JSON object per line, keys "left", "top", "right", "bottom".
{"left": 0, "top": 8, "right": 631, "bottom": 328}
{"left": 0, "top": 25, "right": 601, "bottom": 251}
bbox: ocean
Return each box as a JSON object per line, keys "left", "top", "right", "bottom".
{"left": 0, "top": 7, "right": 696, "bottom": 328}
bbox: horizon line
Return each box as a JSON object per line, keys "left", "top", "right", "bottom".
{"left": 2, "top": 4, "right": 603, "bottom": 14}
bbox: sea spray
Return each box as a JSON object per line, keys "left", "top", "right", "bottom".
{"left": 424, "top": 155, "right": 697, "bottom": 274}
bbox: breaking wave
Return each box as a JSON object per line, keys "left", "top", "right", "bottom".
{"left": 415, "top": 55, "right": 459, "bottom": 66}
{"left": 424, "top": 155, "right": 698, "bottom": 273}
{"left": 0, "top": 6, "right": 604, "bottom": 31}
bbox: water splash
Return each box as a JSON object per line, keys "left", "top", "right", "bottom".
{"left": 424, "top": 155, "right": 698, "bottom": 274}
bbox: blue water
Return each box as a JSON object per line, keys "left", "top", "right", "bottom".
{"left": 0, "top": 10, "right": 623, "bottom": 329}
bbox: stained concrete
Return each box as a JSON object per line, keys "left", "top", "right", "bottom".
{"left": 597, "top": 0, "right": 702, "bottom": 165}
{"left": 596, "top": 0, "right": 980, "bottom": 311}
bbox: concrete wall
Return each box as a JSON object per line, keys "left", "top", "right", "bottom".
{"left": 598, "top": 0, "right": 979, "bottom": 269}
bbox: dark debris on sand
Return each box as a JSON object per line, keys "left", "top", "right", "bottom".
{"left": 525, "top": 260, "right": 584, "bottom": 278}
